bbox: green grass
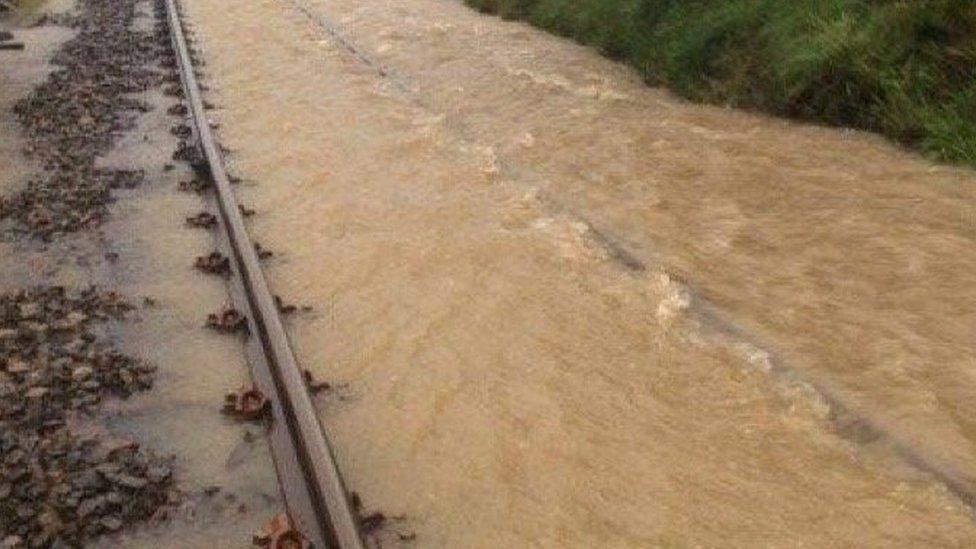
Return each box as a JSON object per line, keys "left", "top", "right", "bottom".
{"left": 466, "top": 0, "right": 976, "bottom": 167}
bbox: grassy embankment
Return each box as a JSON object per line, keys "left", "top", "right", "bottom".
{"left": 466, "top": 0, "right": 976, "bottom": 167}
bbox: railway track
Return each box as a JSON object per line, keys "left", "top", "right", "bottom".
{"left": 161, "top": 0, "right": 366, "bottom": 547}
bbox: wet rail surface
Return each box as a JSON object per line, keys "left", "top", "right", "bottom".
{"left": 162, "top": 0, "right": 364, "bottom": 546}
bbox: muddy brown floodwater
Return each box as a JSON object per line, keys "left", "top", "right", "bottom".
{"left": 180, "top": 0, "right": 976, "bottom": 546}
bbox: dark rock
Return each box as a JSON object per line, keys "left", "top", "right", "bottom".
{"left": 146, "top": 465, "right": 170, "bottom": 484}
{"left": 99, "top": 517, "right": 122, "bottom": 531}
{"left": 0, "top": 288, "right": 175, "bottom": 545}
{"left": 113, "top": 474, "right": 147, "bottom": 490}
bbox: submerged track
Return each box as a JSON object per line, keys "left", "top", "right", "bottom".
{"left": 162, "top": 0, "right": 365, "bottom": 546}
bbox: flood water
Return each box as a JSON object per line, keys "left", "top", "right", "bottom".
{"left": 180, "top": 0, "right": 976, "bottom": 545}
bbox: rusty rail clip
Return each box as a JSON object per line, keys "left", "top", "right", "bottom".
{"left": 253, "top": 513, "right": 311, "bottom": 549}
{"left": 186, "top": 211, "right": 218, "bottom": 228}
{"left": 195, "top": 251, "right": 231, "bottom": 275}
{"left": 206, "top": 307, "right": 247, "bottom": 333}
{"left": 223, "top": 386, "right": 270, "bottom": 421}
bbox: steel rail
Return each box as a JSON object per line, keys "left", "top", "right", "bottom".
{"left": 162, "top": 1, "right": 366, "bottom": 547}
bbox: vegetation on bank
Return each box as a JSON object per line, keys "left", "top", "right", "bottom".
{"left": 466, "top": 0, "right": 976, "bottom": 167}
